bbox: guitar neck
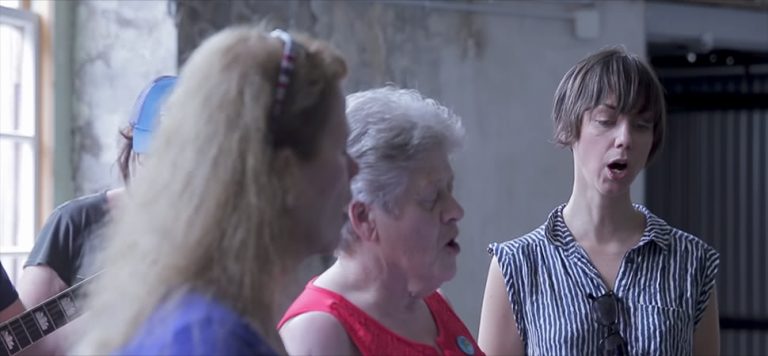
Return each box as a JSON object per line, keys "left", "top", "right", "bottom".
{"left": 0, "top": 275, "right": 94, "bottom": 356}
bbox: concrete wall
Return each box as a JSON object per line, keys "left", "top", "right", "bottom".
{"left": 399, "top": 1, "right": 647, "bottom": 334}
{"left": 71, "top": 0, "right": 176, "bottom": 195}
{"left": 175, "top": 0, "right": 647, "bottom": 334}
{"left": 428, "top": 1, "right": 647, "bottom": 334}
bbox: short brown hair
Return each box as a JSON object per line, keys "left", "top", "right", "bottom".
{"left": 552, "top": 46, "right": 666, "bottom": 163}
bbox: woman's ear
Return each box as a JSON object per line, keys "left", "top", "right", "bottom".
{"left": 273, "top": 149, "right": 300, "bottom": 209}
{"left": 348, "top": 200, "right": 376, "bottom": 242}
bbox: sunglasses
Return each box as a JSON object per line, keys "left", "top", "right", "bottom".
{"left": 588, "top": 291, "right": 629, "bottom": 356}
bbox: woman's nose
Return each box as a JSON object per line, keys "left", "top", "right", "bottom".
{"left": 614, "top": 120, "right": 633, "bottom": 149}
{"left": 443, "top": 193, "right": 465, "bottom": 223}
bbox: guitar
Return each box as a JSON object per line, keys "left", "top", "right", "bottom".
{"left": 0, "top": 274, "right": 97, "bottom": 356}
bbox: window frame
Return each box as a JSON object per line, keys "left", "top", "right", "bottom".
{"left": 0, "top": 4, "right": 40, "bottom": 282}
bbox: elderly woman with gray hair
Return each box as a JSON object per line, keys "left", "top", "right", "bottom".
{"left": 279, "top": 87, "right": 484, "bottom": 356}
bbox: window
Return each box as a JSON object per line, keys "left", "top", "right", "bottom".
{"left": 0, "top": 1, "right": 19, "bottom": 10}
{"left": 0, "top": 3, "right": 39, "bottom": 285}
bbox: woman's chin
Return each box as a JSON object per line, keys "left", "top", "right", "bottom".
{"left": 435, "top": 262, "right": 458, "bottom": 285}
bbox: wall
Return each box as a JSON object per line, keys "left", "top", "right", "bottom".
{"left": 71, "top": 0, "right": 176, "bottom": 195}
{"left": 646, "top": 1, "right": 768, "bottom": 52}
{"left": 444, "top": 1, "right": 645, "bottom": 334}
{"left": 408, "top": 1, "right": 646, "bottom": 334}
{"left": 52, "top": 1, "right": 76, "bottom": 208}
{"left": 172, "top": 0, "right": 647, "bottom": 334}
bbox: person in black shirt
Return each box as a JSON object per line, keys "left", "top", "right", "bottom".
{"left": 14, "top": 76, "right": 176, "bottom": 354}
{"left": 0, "top": 260, "right": 24, "bottom": 323}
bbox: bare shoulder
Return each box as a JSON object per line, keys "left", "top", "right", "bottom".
{"left": 280, "top": 311, "right": 357, "bottom": 355}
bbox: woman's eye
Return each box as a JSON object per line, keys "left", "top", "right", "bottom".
{"left": 634, "top": 121, "right": 653, "bottom": 130}
{"left": 597, "top": 119, "right": 613, "bottom": 127}
{"left": 420, "top": 192, "right": 440, "bottom": 210}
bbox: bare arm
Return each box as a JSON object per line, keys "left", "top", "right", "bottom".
{"left": 16, "top": 265, "right": 68, "bottom": 307}
{"left": 693, "top": 289, "right": 720, "bottom": 356}
{"left": 279, "top": 311, "right": 358, "bottom": 355}
{"left": 478, "top": 258, "right": 524, "bottom": 356}
{"left": 16, "top": 265, "right": 74, "bottom": 355}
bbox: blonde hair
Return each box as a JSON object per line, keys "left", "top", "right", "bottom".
{"left": 74, "top": 24, "right": 346, "bottom": 354}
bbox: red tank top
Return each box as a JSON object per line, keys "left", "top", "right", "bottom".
{"left": 278, "top": 279, "right": 484, "bottom": 356}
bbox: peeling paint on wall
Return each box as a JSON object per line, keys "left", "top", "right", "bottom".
{"left": 72, "top": 0, "right": 177, "bottom": 195}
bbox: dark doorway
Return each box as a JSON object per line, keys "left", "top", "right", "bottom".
{"left": 648, "top": 45, "right": 768, "bottom": 355}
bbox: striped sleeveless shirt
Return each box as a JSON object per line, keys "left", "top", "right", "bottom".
{"left": 488, "top": 204, "right": 719, "bottom": 355}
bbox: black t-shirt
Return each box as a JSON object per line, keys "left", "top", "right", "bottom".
{"left": 25, "top": 192, "right": 110, "bottom": 286}
{"left": 0, "top": 260, "right": 18, "bottom": 310}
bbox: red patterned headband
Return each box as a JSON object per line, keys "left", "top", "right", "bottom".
{"left": 269, "top": 29, "right": 296, "bottom": 118}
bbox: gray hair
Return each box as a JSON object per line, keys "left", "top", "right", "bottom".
{"left": 339, "top": 86, "right": 464, "bottom": 252}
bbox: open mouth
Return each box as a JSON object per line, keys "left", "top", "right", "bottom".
{"left": 445, "top": 238, "right": 461, "bottom": 252}
{"left": 607, "top": 161, "right": 628, "bottom": 172}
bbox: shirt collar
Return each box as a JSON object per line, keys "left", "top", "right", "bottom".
{"left": 545, "top": 203, "right": 671, "bottom": 252}
{"left": 634, "top": 204, "right": 672, "bottom": 251}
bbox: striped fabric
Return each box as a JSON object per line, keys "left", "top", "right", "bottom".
{"left": 489, "top": 204, "right": 719, "bottom": 356}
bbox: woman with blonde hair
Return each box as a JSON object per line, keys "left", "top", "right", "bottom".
{"left": 74, "top": 25, "right": 356, "bottom": 355}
